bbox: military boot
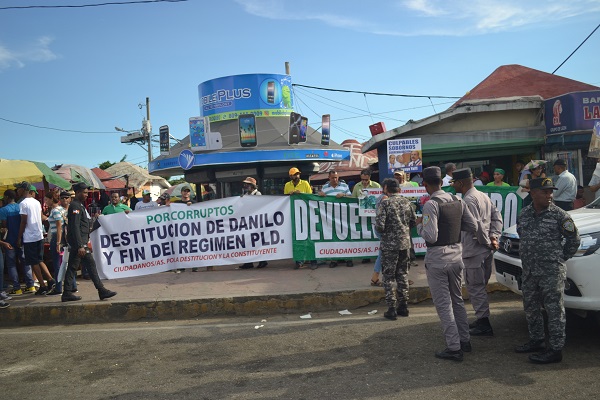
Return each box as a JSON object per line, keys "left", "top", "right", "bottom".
{"left": 529, "top": 349, "right": 562, "bottom": 364}
{"left": 396, "top": 304, "right": 409, "bottom": 317}
{"left": 384, "top": 307, "right": 397, "bottom": 320}
{"left": 515, "top": 340, "right": 545, "bottom": 353}
{"left": 469, "top": 317, "right": 494, "bottom": 336}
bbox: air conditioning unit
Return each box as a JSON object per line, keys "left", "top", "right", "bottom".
{"left": 120, "top": 132, "right": 145, "bottom": 143}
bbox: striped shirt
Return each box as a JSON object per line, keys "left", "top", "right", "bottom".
{"left": 322, "top": 181, "right": 351, "bottom": 197}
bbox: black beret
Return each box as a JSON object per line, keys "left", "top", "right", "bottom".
{"left": 553, "top": 158, "right": 567, "bottom": 166}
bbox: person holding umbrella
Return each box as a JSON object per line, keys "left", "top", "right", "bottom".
{"left": 519, "top": 160, "right": 547, "bottom": 208}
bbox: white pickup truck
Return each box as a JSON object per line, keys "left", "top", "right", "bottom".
{"left": 494, "top": 196, "right": 600, "bottom": 318}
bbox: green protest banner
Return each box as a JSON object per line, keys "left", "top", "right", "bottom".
{"left": 291, "top": 194, "right": 379, "bottom": 261}
{"left": 290, "top": 187, "right": 523, "bottom": 260}
{"left": 411, "top": 185, "right": 524, "bottom": 255}
{"left": 443, "top": 185, "right": 523, "bottom": 230}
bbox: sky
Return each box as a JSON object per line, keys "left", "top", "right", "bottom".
{"left": 1, "top": 0, "right": 599, "bottom": 173}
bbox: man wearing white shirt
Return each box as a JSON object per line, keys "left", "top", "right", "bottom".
{"left": 134, "top": 190, "right": 158, "bottom": 211}
{"left": 588, "top": 161, "right": 600, "bottom": 201}
{"left": 442, "top": 163, "right": 456, "bottom": 187}
{"left": 552, "top": 159, "right": 577, "bottom": 211}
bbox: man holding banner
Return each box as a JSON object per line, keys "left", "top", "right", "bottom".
{"left": 375, "top": 178, "right": 416, "bottom": 320}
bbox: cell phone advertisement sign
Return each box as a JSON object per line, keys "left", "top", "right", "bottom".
{"left": 199, "top": 73, "right": 294, "bottom": 122}
{"left": 189, "top": 117, "right": 207, "bottom": 151}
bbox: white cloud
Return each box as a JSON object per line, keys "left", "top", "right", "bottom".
{"left": 235, "top": 0, "right": 600, "bottom": 37}
{"left": 0, "top": 36, "right": 58, "bottom": 71}
{"left": 402, "top": 0, "right": 448, "bottom": 17}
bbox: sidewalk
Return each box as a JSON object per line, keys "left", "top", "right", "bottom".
{"left": 0, "top": 258, "right": 508, "bottom": 327}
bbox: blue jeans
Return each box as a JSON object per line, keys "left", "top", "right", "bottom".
{"left": 6, "top": 247, "right": 35, "bottom": 289}
{"left": 374, "top": 250, "right": 382, "bottom": 274}
{"left": 49, "top": 235, "right": 63, "bottom": 292}
{"left": 0, "top": 247, "right": 4, "bottom": 291}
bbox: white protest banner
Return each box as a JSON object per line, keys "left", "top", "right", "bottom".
{"left": 91, "top": 196, "right": 292, "bottom": 279}
{"left": 358, "top": 188, "right": 384, "bottom": 217}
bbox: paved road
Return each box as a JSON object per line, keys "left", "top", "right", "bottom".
{"left": 1, "top": 292, "right": 598, "bottom": 400}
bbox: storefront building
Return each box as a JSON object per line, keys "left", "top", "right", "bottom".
{"left": 149, "top": 73, "right": 349, "bottom": 197}
{"left": 362, "top": 64, "right": 599, "bottom": 186}
{"left": 544, "top": 90, "right": 600, "bottom": 188}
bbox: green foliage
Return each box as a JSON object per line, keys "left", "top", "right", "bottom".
{"left": 98, "top": 155, "right": 127, "bottom": 170}
{"left": 168, "top": 176, "right": 186, "bottom": 186}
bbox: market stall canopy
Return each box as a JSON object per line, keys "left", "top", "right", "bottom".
{"left": 105, "top": 161, "right": 170, "bottom": 191}
{"left": 53, "top": 164, "right": 106, "bottom": 190}
{"left": 0, "top": 159, "right": 72, "bottom": 193}
{"left": 91, "top": 167, "right": 127, "bottom": 191}
{"left": 164, "top": 182, "right": 196, "bottom": 199}
{"left": 310, "top": 139, "right": 378, "bottom": 183}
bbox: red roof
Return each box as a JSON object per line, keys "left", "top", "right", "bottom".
{"left": 453, "top": 64, "right": 599, "bottom": 107}
{"left": 91, "top": 167, "right": 127, "bottom": 190}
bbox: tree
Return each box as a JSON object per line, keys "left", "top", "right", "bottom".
{"left": 99, "top": 155, "right": 127, "bottom": 170}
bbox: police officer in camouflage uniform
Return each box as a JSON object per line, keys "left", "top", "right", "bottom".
{"left": 417, "top": 167, "right": 479, "bottom": 362}
{"left": 515, "top": 177, "right": 580, "bottom": 364}
{"left": 62, "top": 182, "right": 117, "bottom": 302}
{"left": 452, "top": 168, "right": 503, "bottom": 336}
{"left": 375, "top": 178, "right": 416, "bottom": 320}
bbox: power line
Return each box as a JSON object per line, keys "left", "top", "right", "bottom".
{"left": 0, "top": 0, "right": 186, "bottom": 10}
{"left": 0, "top": 116, "right": 118, "bottom": 134}
{"left": 552, "top": 22, "right": 600, "bottom": 74}
{"left": 292, "top": 84, "right": 461, "bottom": 99}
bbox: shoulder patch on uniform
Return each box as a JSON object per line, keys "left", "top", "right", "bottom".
{"left": 562, "top": 220, "right": 575, "bottom": 232}
{"left": 423, "top": 214, "right": 430, "bottom": 225}
{"left": 72, "top": 209, "right": 80, "bottom": 214}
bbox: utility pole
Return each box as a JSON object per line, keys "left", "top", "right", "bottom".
{"left": 144, "top": 97, "right": 152, "bottom": 163}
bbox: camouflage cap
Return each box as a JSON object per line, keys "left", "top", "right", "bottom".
{"left": 530, "top": 177, "right": 557, "bottom": 191}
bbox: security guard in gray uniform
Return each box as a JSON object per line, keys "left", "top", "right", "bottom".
{"left": 452, "top": 168, "right": 503, "bottom": 336}
{"left": 62, "top": 182, "right": 117, "bottom": 302}
{"left": 417, "top": 166, "right": 478, "bottom": 361}
{"left": 515, "top": 177, "right": 580, "bottom": 364}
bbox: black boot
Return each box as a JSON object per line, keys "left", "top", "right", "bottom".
{"left": 62, "top": 293, "right": 82, "bottom": 302}
{"left": 396, "top": 304, "right": 409, "bottom": 317}
{"left": 98, "top": 288, "right": 117, "bottom": 300}
{"left": 515, "top": 340, "right": 545, "bottom": 353}
{"left": 435, "top": 348, "right": 463, "bottom": 362}
{"left": 384, "top": 307, "right": 397, "bottom": 320}
{"left": 239, "top": 263, "right": 254, "bottom": 269}
{"left": 469, "top": 317, "right": 494, "bottom": 336}
{"left": 460, "top": 341, "right": 472, "bottom": 352}
{"left": 529, "top": 349, "right": 562, "bottom": 364}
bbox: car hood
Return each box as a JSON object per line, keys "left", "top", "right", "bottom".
{"left": 502, "top": 206, "right": 600, "bottom": 237}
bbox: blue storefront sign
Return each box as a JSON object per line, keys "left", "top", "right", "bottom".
{"left": 545, "top": 90, "right": 600, "bottom": 135}
{"left": 198, "top": 73, "right": 293, "bottom": 122}
{"left": 150, "top": 148, "right": 349, "bottom": 174}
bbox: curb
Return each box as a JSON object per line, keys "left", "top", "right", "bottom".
{"left": 0, "top": 283, "right": 510, "bottom": 327}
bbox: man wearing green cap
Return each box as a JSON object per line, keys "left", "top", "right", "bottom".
{"left": 515, "top": 177, "right": 580, "bottom": 364}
